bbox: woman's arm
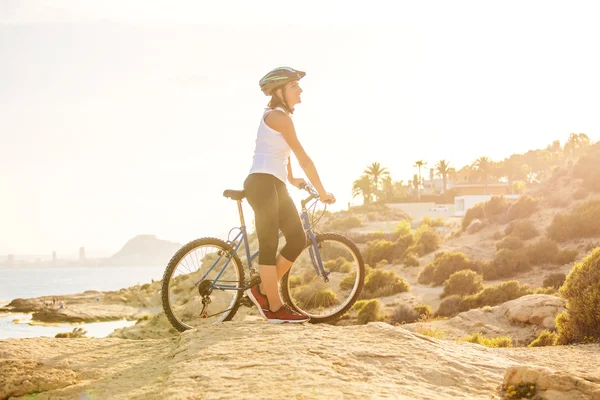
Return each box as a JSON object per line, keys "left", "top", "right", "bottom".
{"left": 265, "top": 111, "right": 328, "bottom": 197}
{"left": 286, "top": 157, "right": 306, "bottom": 189}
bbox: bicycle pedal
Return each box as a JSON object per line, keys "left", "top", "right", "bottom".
{"left": 249, "top": 274, "right": 262, "bottom": 287}
{"left": 240, "top": 295, "right": 254, "bottom": 308}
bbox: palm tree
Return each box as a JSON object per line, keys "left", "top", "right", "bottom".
{"left": 435, "top": 160, "right": 450, "bottom": 193}
{"left": 352, "top": 175, "right": 373, "bottom": 205}
{"left": 448, "top": 167, "right": 457, "bottom": 185}
{"left": 363, "top": 162, "right": 389, "bottom": 193}
{"left": 472, "top": 156, "right": 493, "bottom": 194}
{"left": 412, "top": 174, "right": 420, "bottom": 196}
{"left": 413, "top": 160, "right": 427, "bottom": 200}
{"left": 381, "top": 175, "right": 393, "bottom": 202}
{"left": 393, "top": 180, "right": 407, "bottom": 199}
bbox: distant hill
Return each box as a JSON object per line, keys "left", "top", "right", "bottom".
{"left": 107, "top": 235, "right": 182, "bottom": 267}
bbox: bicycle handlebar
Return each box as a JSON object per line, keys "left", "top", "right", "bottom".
{"left": 299, "top": 183, "right": 320, "bottom": 207}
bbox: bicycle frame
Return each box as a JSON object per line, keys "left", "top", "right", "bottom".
{"left": 199, "top": 187, "right": 327, "bottom": 292}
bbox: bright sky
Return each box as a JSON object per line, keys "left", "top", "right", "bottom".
{"left": 1, "top": 1, "right": 599, "bottom": 257}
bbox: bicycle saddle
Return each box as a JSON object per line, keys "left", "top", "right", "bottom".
{"left": 223, "top": 190, "right": 246, "bottom": 201}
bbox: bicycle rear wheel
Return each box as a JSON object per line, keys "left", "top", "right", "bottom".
{"left": 161, "top": 237, "right": 245, "bottom": 332}
{"left": 280, "top": 233, "right": 365, "bottom": 323}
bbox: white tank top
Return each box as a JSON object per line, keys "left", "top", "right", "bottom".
{"left": 248, "top": 107, "right": 292, "bottom": 183}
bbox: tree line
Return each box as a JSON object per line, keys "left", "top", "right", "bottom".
{"left": 352, "top": 133, "right": 592, "bottom": 205}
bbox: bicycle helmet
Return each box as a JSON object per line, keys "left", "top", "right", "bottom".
{"left": 259, "top": 67, "right": 306, "bottom": 96}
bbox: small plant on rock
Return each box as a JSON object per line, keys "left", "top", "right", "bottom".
{"left": 357, "top": 299, "right": 380, "bottom": 324}
{"left": 528, "top": 330, "right": 558, "bottom": 347}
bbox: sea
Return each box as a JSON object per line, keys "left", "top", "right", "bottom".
{"left": 0, "top": 265, "right": 166, "bottom": 339}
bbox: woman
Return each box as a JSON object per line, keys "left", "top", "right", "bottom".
{"left": 244, "top": 67, "right": 336, "bottom": 324}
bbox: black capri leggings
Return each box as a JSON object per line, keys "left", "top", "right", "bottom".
{"left": 243, "top": 173, "right": 307, "bottom": 265}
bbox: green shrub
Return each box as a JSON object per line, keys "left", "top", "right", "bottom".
{"left": 405, "top": 243, "right": 424, "bottom": 257}
{"left": 414, "top": 304, "right": 432, "bottom": 319}
{"left": 418, "top": 252, "right": 480, "bottom": 286}
{"left": 441, "top": 270, "right": 484, "bottom": 298}
{"left": 483, "top": 196, "right": 510, "bottom": 220}
{"left": 462, "top": 202, "right": 485, "bottom": 230}
{"left": 436, "top": 295, "right": 468, "bottom": 317}
{"left": 465, "top": 280, "right": 532, "bottom": 309}
{"left": 324, "top": 257, "right": 352, "bottom": 273}
{"left": 413, "top": 225, "right": 441, "bottom": 256}
{"left": 420, "top": 216, "right": 444, "bottom": 228}
{"left": 351, "top": 299, "right": 369, "bottom": 312}
{"left": 395, "top": 233, "right": 415, "bottom": 256}
{"left": 573, "top": 142, "right": 600, "bottom": 192}
{"left": 502, "top": 382, "right": 537, "bottom": 399}
{"left": 504, "top": 219, "right": 539, "bottom": 240}
{"left": 289, "top": 275, "right": 303, "bottom": 287}
{"left": 362, "top": 269, "right": 410, "bottom": 298}
{"left": 556, "top": 248, "right": 600, "bottom": 344}
{"left": 403, "top": 252, "right": 419, "bottom": 267}
{"left": 302, "top": 268, "right": 318, "bottom": 285}
{"left": 543, "top": 273, "right": 566, "bottom": 289}
{"left": 573, "top": 188, "right": 589, "bottom": 200}
{"left": 391, "top": 304, "right": 420, "bottom": 324}
{"left": 466, "top": 219, "right": 487, "bottom": 234}
{"left": 496, "top": 235, "right": 524, "bottom": 251}
{"left": 357, "top": 299, "right": 380, "bottom": 324}
{"left": 528, "top": 330, "right": 558, "bottom": 347}
{"left": 460, "top": 333, "right": 512, "bottom": 348}
{"left": 437, "top": 281, "right": 534, "bottom": 318}
{"left": 393, "top": 220, "right": 412, "bottom": 236}
{"left": 415, "top": 326, "right": 447, "bottom": 339}
{"left": 339, "top": 272, "right": 357, "bottom": 291}
{"left": 485, "top": 249, "right": 531, "bottom": 279}
{"left": 547, "top": 200, "right": 600, "bottom": 242}
{"left": 526, "top": 238, "right": 559, "bottom": 265}
{"left": 367, "top": 212, "right": 378, "bottom": 221}
{"left": 364, "top": 234, "right": 415, "bottom": 266}
{"left": 328, "top": 216, "right": 363, "bottom": 231}
{"left": 363, "top": 240, "right": 396, "bottom": 266}
{"left": 294, "top": 285, "right": 339, "bottom": 309}
{"left": 556, "top": 249, "right": 578, "bottom": 264}
{"left": 506, "top": 195, "right": 539, "bottom": 221}
{"left": 375, "top": 259, "right": 389, "bottom": 268}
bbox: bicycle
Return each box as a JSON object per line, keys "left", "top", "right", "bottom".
{"left": 161, "top": 184, "right": 365, "bottom": 331}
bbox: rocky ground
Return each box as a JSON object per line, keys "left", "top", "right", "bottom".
{"left": 2, "top": 322, "right": 599, "bottom": 400}
{"left": 0, "top": 281, "right": 162, "bottom": 324}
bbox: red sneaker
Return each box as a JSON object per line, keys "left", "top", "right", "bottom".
{"left": 263, "top": 304, "right": 310, "bottom": 324}
{"left": 246, "top": 285, "right": 269, "bottom": 319}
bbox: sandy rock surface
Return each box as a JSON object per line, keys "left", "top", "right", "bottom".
{"left": 404, "top": 294, "right": 566, "bottom": 345}
{"left": 1, "top": 322, "right": 599, "bottom": 400}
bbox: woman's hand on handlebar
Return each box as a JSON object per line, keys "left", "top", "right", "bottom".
{"left": 290, "top": 177, "right": 307, "bottom": 189}
{"left": 319, "top": 192, "right": 336, "bottom": 204}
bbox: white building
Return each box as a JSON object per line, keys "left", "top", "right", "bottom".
{"left": 454, "top": 194, "right": 520, "bottom": 217}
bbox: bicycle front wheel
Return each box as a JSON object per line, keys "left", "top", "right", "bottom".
{"left": 280, "top": 233, "right": 365, "bottom": 323}
{"left": 161, "top": 237, "right": 245, "bottom": 332}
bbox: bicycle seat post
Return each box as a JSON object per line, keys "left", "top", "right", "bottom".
{"left": 237, "top": 200, "right": 246, "bottom": 229}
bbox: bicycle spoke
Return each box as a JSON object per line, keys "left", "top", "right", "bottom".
{"left": 162, "top": 240, "right": 244, "bottom": 330}
{"left": 282, "top": 234, "right": 364, "bottom": 321}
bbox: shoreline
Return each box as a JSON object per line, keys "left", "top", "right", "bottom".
{"left": 1, "top": 279, "right": 162, "bottom": 325}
